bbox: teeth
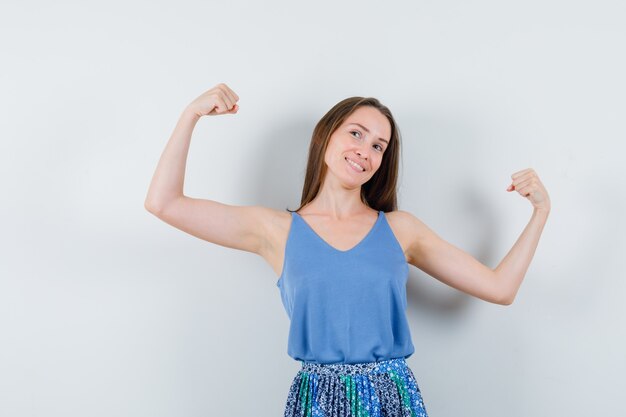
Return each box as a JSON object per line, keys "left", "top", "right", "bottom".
{"left": 346, "top": 157, "right": 364, "bottom": 171}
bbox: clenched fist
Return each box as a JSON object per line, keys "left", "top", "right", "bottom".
{"left": 186, "top": 83, "right": 240, "bottom": 118}
{"left": 506, "top": 168, "right": 551, "bottom": 212}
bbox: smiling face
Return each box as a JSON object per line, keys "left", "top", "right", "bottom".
{"left": 323, "top": 105, "right": 392, "bottom": 187}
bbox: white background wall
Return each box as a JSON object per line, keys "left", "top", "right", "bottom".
{"left": 1, "top": 1, "right": 624, "bottom": 416}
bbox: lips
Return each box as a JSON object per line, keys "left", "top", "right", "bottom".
{"left": 345, "top": 157, "right": 365, "bottom": 172}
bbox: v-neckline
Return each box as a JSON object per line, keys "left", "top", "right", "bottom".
{"left": 293, "top": 210, "right": 383, "bottom": 253}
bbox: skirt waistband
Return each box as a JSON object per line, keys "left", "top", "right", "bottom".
{"left": 300, "top": 357, "right": 408, "bottom": 376}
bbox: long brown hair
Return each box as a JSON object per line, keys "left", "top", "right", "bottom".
{"left": 287, "top": 97, "right": 402, "bottom": 214}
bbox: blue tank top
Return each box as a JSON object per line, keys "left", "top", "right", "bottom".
{"left": 276, "top": 209, "right": 415, "bottom": 364}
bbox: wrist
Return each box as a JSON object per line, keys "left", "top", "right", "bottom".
{"left": 182, "top": 106, "right": 201, "bottom": 122}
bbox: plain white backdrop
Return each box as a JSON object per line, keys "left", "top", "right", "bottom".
{"left": 1, "top": 0, "right": 624, "bottom": 416}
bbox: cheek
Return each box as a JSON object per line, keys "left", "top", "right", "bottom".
{"left": 324, "top": 149, "right": 338, "bottom": 168}
{"left": 373, "top": 157, "right": 384, "bottom": 172}
{"left": 325, "top": 141, "right": 343, "bottom": 160}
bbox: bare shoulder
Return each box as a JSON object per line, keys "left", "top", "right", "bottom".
{"left": 386, "top": 209, "right": 506, "bottom": 304}
{"left": 258, "top": 206, "right": 293, "bottom": 238}
{"left": 384, "top": 209, "right": 432, "bottom": 264}
{"left": 384, "top": 209, "right": 414, "bottom": 226}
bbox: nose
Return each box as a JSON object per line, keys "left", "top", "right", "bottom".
{"left": 355, "top": 147, "right": 368, "bottom": 160}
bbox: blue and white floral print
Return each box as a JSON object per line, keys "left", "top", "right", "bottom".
{"left": 281, "top": 357, "right": 428, "bottom": 417}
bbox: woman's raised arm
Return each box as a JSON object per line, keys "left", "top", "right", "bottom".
{"left": 144, "top": 83, "right": 271, "bottom": 255}
{"left": 402, "top": 169, "right": 551, "bottom": 305}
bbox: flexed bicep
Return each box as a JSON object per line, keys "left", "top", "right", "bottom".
{"left": 401, "top": 211, "right": 508, "bottom": 305}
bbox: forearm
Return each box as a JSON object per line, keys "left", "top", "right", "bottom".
{"left": 495, "top": 208, "right": 550, "bottom": 304}
{"left": 144, "top": 106, "right": 201, "bottom": 211}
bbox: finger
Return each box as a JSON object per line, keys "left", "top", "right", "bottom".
{"left": 511, "top": 171, "right": 529, "bottom": 182}
{"left": 517, "top": 186, "right": 532, "bottom": 197}
{"left": 511, "top": 168, "right": 533, "bottom": 180}
{"left": 508, "top": 178, "right": 521, "bottom": 191}
{"left": 222, "top": 84, "right": 240, "bottom": 104}
{"left": 218, "top": 83, "right": 238, "bottom": 108}
{"left": 514, "top": 177, "right": 534, "bottom": 191}
{"left": 221, "top": 83, "right": 239, "bottom": 102}
{"left": 218, "top": 90, "right": 234, "bottom": 111}
{"left": 511, "top": 173, "right": 534, "bottom": 188}
{"left": 517, "top": 180, "right": 535, "bottom": 195}
{"left": 213, "top": 96, "right": 229, "bottom": 114}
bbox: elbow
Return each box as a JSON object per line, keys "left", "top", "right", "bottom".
{"left": 500, "top": 296, "right": 514, "bottom": 306}
{"left": 494, "top": 271, "right": 515, "bottom": 305}
{"left": 144, "top": 199, "right": 163, "bottom": 215}
{"left": 498, "top": 290, "right": 515, "bottom": 306}
{"left": 144, "top": 194, "right": 183, "bottom": 215}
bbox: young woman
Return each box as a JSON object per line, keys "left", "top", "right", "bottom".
{"left": 145, "top": 83, "right": 551, "bottom": 417}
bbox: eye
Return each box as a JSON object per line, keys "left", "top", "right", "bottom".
{"left": 351, "top": 130, "right": 384, "bottom": 152}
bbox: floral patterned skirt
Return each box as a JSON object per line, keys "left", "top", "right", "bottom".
{"left": 281, "top": 357, "right": 429, "bottom": 417}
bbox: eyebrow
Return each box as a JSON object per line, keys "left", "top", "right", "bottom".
{"left": 348, "top": 123, "right": 389, "bottom": 144}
